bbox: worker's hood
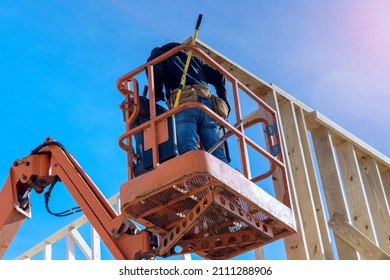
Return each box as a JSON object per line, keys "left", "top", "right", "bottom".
{"left": 148, "top": 42, "right": 186, "bottom": 62}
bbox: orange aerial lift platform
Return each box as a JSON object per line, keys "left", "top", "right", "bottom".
{"left": 0, "top": 43, "right": 296, "bottom": 260}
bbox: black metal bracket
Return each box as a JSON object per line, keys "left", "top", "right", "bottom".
{"left": 270, "top": 144, "right": 281, "bottom": 156}
{"left": 265, "top": 124, "right": 278, "bottom": 136}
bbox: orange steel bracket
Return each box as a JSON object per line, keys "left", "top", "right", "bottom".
{"left": 144, "top": 118, "right": 170, "bottom": 151}
{"left": 0, "top": 153, "right": 53, "bottom": 258}
{"left": 0, "top": 176, "right": 31, "bottom": 258}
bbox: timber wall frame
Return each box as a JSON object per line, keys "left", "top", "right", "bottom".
{"left": 14, "top": 39, "right": 390, "bottom": 260}
{"left": 191, "top": 40, "right": 390, "bottom": 260}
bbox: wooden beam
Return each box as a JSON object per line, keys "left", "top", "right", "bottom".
{"left": 15, "top": 193, "right": 121, "bottom": 260}
{"left": 260, "top": 90, "right": 308, "bottom": 260}
{"left": 336, "top": 142, "right": 376, "bottom": 259}
{"left": 381, "top": 169, "right": 390, "bottom": 210}
{"left": 91, "top": 227, "right": 101, "bottom": 260}
{"left": 311, "top": 126, "right": 358, "bottom": 259}
{"left": 66, "top": 229, "right": 76, "bottom": 260}
{"left": 359, "top": 157, "right": 390, "bottom": 254}
{"left": 254, "top": 247, "right": 265, "bottom": 260}
{"left": 180, "top": 254, "right": 192, "bottom": 260}
{"left": 188, "top": 38, "right": 389, "bottom": 173}
{"left": 69, "top": 228, "right": 92, "bottom": 260}
{"left": 295, "top": 107, "right": 334, "bottom": 259}
{"left": 259, "top": 91, "right": 292, "bottom": 206}
{"left": 309, "top": 111, "right": 390, "bottom": 169}
{"left": 279, "top": 100, "right": 324, "bottom": 259}
{"left": 43, "top": 242, "right": 52, "bottom": 260}
{"left": 328, "top": 212, "right": 390, "bottom": 260}
{"left": 189, "top": 39, "right": 273, "bottom": 96}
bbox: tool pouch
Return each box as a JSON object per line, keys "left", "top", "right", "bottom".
{"left": 167, "top": 84, "right": 211, "bottom": 109}
{"left": 211, "top": 95, "right": 229, "bottom": 119}
{"left": 168, "top": 84, "right": 228, "bottom": 118}
{"left": 192, "top": 84, "right": 212, "bottom": 99}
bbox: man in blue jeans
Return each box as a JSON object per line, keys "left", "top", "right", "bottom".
{"left": 147, "top": 42, "right": 230, "bottom": 164}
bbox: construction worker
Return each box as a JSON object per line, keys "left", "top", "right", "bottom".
{"left": 146, "top": 42, "right": 230, "bottom": 164}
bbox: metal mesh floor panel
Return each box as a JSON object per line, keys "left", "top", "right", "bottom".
{"left": 123, "top": 174, "right": 284, "bottom": 237}
{"left": 121, "top": 162, "right": 295, "bottom": 259}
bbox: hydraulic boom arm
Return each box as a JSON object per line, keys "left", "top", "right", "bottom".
{"left": 0, "top": 137, "right": 154, "bottom": 259}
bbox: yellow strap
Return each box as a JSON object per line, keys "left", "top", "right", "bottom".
{"left": 173, "top": 20, "right": 201, "bottom": 109}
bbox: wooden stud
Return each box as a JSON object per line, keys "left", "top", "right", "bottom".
{"left": 91, "top": 227, "right": 101, "bottom": 260}
{"left": 254, "top": 247, "right": 265, "bottom": 260}
{"left": 359, "top": 157, "right": 390, "bottom": 254}
{"left": 381, "top": 169, "right": 390, "bottom": 211}
{"left": 279, "top": 100, "right": 324, "bottom": 259}
{"left": 295, "top": 107, "right": 334, "bottom": 259}
{"left": 69, "top": 228, "right": 92, "bottom": 260}
{"left": 261, "top": 90, "right": 308, "bottom": 260}
{"left": 336, "top": 142, "right": 376, "bottom": 259}
{"left": 43, "top": 242, "right": 52, "bottom": 260}
{"left": 66, "top": 229, "right": 76, "bottom": 260}
{"left": 311, "top": 126, "right": 358, "bottom": 259}
{"left": 180, "top": 254, "right": 192, "bottom": 260}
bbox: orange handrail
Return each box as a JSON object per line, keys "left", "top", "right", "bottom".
{"left": 117, "top": 44, "right": 287, "bottom": 186}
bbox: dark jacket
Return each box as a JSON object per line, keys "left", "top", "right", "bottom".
{"left": 147, "top": 42, "right": 227, "bottom": 102}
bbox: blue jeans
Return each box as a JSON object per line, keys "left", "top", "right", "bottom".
{"left": 175, "top": 97, "right": 228, "bottom": 164}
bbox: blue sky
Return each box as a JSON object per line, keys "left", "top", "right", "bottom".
{"left": 1, "top": 0, "right": 389, "bottom": 260}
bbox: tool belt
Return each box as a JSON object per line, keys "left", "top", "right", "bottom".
{"left": 167, "top": 84, "right": 229, "bottom": 119}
